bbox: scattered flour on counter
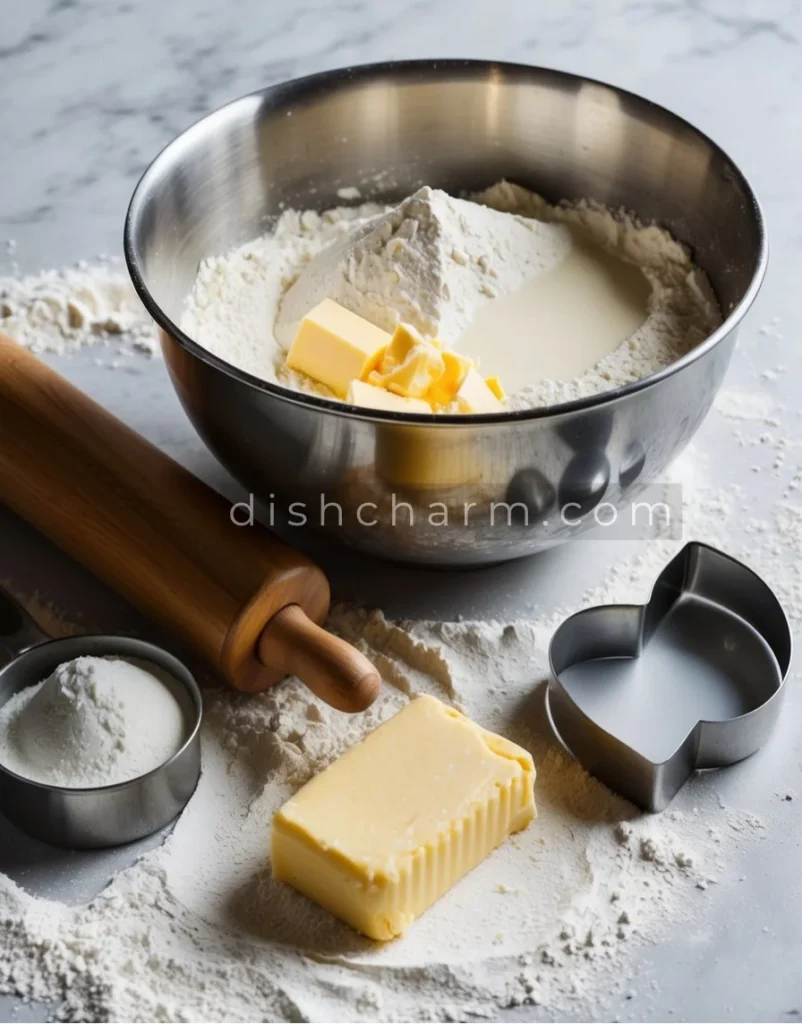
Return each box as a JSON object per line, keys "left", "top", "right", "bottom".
{"left": 0, "top": 656, "right": 188, "bottom": 788}
{"left": 0, "top": 440, "right": 792, "bottom": 1023}
{"left": 0, "top": 580, "right": 90, "bottom": 641}
{"left": 714, "top": 387, "right": 782, "bottom": 425}
{"left": 183, "top": 181, "right": 721, "bottom": 410}
{"left": 0, "top": 262, "right": 159, "bottom": 358}
{"left": 0, "top": 245, "right": 791, "bottom": 1020}
{"left": 336, "top": 186, "right": 363, "bottom": 201}
{"left": 0, "top": 250, "right": 792, "bottom": 1020}
{"left": 0, "top": 612, "right": 747, "bottom": 1022}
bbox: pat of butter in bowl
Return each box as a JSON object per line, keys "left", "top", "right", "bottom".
{"left": 285, "top": 298, "right": 388, "bottom": 398}
{"left": 286, "top": 301, "right": 505, "bottom": 414}
{"left": 271, "top": 694, "right": 536, "bottom": 941}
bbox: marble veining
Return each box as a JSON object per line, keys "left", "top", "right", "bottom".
{"left": 1, "top": 0, "right": 801, "bottom": 276}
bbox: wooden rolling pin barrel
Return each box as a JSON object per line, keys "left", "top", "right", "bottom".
{"left": 0, "top": 334, "right": 381, "bottom": 712}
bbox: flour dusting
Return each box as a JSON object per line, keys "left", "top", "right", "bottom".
{"left": 0, "top": 251, "right": 795, "bottom": 1022}
{"left": 0, "top": 261, "right": 158, "bottom": 359}
{"left": 0, "top": 603, "right": 755, "bottom": 1022}
{"left": 0, "top": 439, "right": 790, "bottom": 1021}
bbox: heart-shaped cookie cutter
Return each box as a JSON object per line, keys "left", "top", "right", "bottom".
{"left": 547, "top": 542, "right": 792, "bottom": 811}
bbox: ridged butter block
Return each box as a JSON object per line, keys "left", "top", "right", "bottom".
{"left": 271, "top": 695, "right": 536, "bottom": 940}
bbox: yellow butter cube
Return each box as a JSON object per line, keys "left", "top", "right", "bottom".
{"left": 377, "top": 322, "right": 426, "bottom": 373}
{"left": 384, "top": 349, "right": 445, "bottom": 398}
{"left": 286, "top": 298, "right": 390, "bottom": 397}
{"left": 347, "top": 379, "right": 431, "bottom": 414}
{"left": 272, "top": 695, "right": 536, "bottom": 941}
{"left": 485, "top": 375, "right": 505, "bottom": 401}
{"left": 370, "top": 323, "right": 445, "bottom": 399}
{"left": 427, "top": 350, "right": 473, "bottom": 407}
{"left": 455, "top": 366, "right": 504, "bottom": 414}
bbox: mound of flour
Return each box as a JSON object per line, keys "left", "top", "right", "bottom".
{"left": 0, "top": 656, "right": 187, "bottom": 787}
{"left": 274, "top": 185, "right": 573, "bottom": 346}
{"left": 183, "top": 181, "right": 721, "bottom": 409}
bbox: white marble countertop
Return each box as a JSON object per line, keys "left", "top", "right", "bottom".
{"left": 2, "top": 1, "right": 802, "bottom": 1021}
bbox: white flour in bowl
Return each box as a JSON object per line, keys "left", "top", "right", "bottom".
{"left": 273, "top": 185, "right": 575, "bottom": 347}
{"left": 182, "top": 181, "right": 721, "bottom": 410}
{"left": 0, "top": 656, "right": 187, "bottom": 788}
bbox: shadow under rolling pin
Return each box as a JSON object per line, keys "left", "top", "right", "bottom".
{"left": 0, "top": 334, "right": 380, "bottom": 713}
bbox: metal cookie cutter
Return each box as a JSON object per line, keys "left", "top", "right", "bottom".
{"left": 0, "top": 587, "right": 202, "bottom": 848}
{"left": 547, "top": 542, "right": 792, "bottom": 812}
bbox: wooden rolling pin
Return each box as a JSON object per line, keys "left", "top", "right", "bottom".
{"left": 0, "top": 334, "right": 381, "bottom": 712}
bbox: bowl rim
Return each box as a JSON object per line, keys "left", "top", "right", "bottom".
{"left": 124, "top": 57, "right": 768, "bottom": 426}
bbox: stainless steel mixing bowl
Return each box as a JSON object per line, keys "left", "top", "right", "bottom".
{"left": 125, "top": 60, "right": 766, "bottom": 566}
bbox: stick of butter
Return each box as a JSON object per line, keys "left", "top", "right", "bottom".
{"left": 427, "top": 350, "right": 474, "bottom": 408}
{"left": 285, "top": 298, "right": 390, "bottom": 397}
{"left": 271, "top": 695, "right": 536, "bottom": 941}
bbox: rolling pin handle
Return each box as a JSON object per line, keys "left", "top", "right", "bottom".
{"left": 258, "top": 604, "right": 381, "bottom": 713}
